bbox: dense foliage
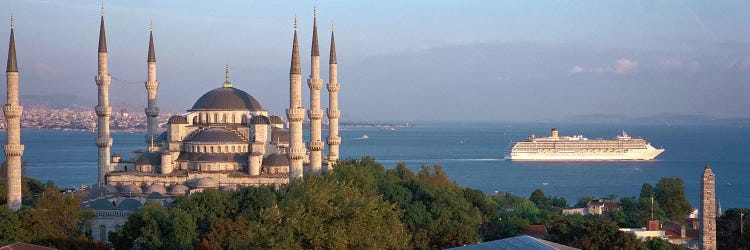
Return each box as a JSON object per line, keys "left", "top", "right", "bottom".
{"left": 0, "top": 188, "right": 99, "bottom": 249}
{"left": 717, "top": 208, "right": 750, "bottom": 250}
{"left": 2, "top": 158, "right": 746, "bottom": 249}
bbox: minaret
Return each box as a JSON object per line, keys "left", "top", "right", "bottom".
{"left": 95, "top": 8, "right": 113, "bottom": 185}
{"left": 326, "top": 21, "right": 341, "bottom": 171}
{"left": 307, "top": 7, "right": 324, "bottom": 174}
{"left": 701, "top": 165, "right": 717, "bottom": 250}
{"left": 286, "top": 17, "right": 306, "bottom": 181}
{"left": 144, "top": 21, "right": 159, "bottom": 151}
{"left": 4, "top": 16, "right": 24, "bottom": 211}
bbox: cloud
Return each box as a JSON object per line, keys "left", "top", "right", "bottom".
{"left": 570, "top": 58, "right": 639, "bottom": 75}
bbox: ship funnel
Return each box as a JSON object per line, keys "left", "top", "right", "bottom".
{"left": 551, "top": 128, "right": 559, "bottom": 138}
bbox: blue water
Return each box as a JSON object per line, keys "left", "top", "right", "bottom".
{"left": 1, "top": 122, "right": 748, "bottom": 209}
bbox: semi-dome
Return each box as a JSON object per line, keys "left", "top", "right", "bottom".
{"left": 263, "top": 153, "right": 289, "bottom": 166}
{"left": 188, "top": 128, "right": 247, "bottom": 143}
{"left": 251, "top": 115, "right": 271, "bottom": 125}
{"left": 190, "top": 87, "right": 263, "bottom": 111}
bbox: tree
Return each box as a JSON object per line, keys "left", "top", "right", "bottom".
{"left": 717, "top": 208, "right": 750, "bottom": 250}
{"left": 575, "top": 196, "right": 596, "bottom": 208}
{"left": 110, "top": 201, "right": 197, "bottom": 250}
{"left": 16, "top": 188, "right": 96, "bottom": 249}
{"left": 0, "top": 206, "right": 20, "bottom": 245}
{"left": 654, "top": 177, "right": 692, "bottom": 222}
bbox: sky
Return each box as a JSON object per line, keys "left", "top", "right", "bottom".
{"left": 1, "top": 0, "right": 749, "bottom": 121}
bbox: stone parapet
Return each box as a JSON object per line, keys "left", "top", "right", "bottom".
{"left": 3, "top": 144, "right": 24, "bottom": 156}
{"left": 327, "top": 108, "right": 340, "bottom": 119}
{"left": 145, "top": 106, "right": 160, "bottom": 116}
{"left": 307, "top": 78, "right": 323, "bottom": 90}
{"left": 287, "top": 147, "right": 306, "bottom": 160}
{"left": 327, "top": 136, "right": 341, "bottom": 146}
{"left": 95, "top": 105, "right": 112, "bottom": 116}
{"left": 327, "top": 82, "right": 339, "bottom": 92}
{"left": 286, "top": 108, "right": 306, "bottom": 122}
{"left": 96, "top": 136, "right": 113, "bottom": 148}
{"left": 3, "top": 105, "right": 23, "bottom": 118}
{"left": 309, "top": 140, "right": 324, "bottom": 151}
{"left": 308, "top": 109, "right": 324, "bottom": 120}
{"left": 95, "top": 74, "right": 111, "bottom": 86}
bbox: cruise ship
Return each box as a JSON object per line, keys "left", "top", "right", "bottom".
{"left": 505, "top": 128, "right": 664, "bottom": 161}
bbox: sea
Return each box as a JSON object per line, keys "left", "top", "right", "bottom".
{"left": 1, "top": 122, "right": 748, "bottom": 209}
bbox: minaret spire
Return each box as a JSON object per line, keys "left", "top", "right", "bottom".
{"left": 5, "top": 15, "right": 24, "bottom": 211}
{"left": 95, "top": 10, "right": 113, "bottom": 185}
{"left": 6, "top": 16, "right": 16, "bottom": 73}
{"left": 144, "top": 21, "right": 160, "bottom": 150}
{"left": 287, "top": 16, "right": 306, "bottom": 181}
{"left": 307, "top": 7, "right": 324, "bottom": 173}
{"left": 223, "top": 64, "right": 232, "bottom": 88}
{"left": 326, "top": 20, "right": 341, "bottom": 171}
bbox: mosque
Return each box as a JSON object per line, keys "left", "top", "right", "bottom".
{"left": 90, "top": 8, "right": 342, "bottom": 194}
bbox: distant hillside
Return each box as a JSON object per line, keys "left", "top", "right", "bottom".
{"left": 20, "top": 94, "right": 92, "bottom": 109}
{"left": 563, "top": 113, "right": 750, "bottom": 127}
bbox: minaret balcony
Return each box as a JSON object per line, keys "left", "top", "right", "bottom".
{"left": 145, "top": 80, "right": 159, "bottom": 90}
{"left": 307, "top": 78, "right": 323, "bottom": 90}
{"left": 96, "top": 136, "right": 113, "bottom": 148}
{"left": 287, "top": 147, "right": 306, "bottom": 160}
{"left": 327, "top": 82, "right": 339, "bottom": 92}
{"left": 3, "top": 144, "right": 24, "bottom": 156}
{"left": 3, "top": 105, "right": 23, "bottom": 118}
{"left": 309, "top": 140, "right": 325, "bottom": 151}
{"left": 326, "top": 109, "right": 340, "bottom": 119}
{"left": 308, "top": 109, "right": 324, "bottom": 120}
{"left": 286, "top": 108, "right": 306, "bottom": 122}
{"left": 95, "top": 106, "right": 112, "bottom": 116}
{"left": 327, "top": 136, "right": 341, "bottom": 146}
{"left": 145, "top": 106, "right": 160, "bottom": 117}
{"left": 95, "top": 74, "right": 111, "bottom": 86}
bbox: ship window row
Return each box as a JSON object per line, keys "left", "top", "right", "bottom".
{"left": 184, "top": 144, "right": 248, "bottom": 153}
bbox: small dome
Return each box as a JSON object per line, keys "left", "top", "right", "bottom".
{"left": 169, "top": 184, "right": 189, "bottom": 196}
{"left": 146, "top": 184, "right": 167, "bottom": 194}
{"left": 147, "top": 192, "right": 166, "bottom": 200}
{"left": 190, "top": 87, "right": 263, "bottom": 111}
{"left": 167, "top": 115, "right": 188, "bottom": 124}
{"left": 263, "top": 153, "right": 289, "bottom": 167}
{"left": 188, "top": 128, "right": 246, "bottom": 143}
{"left": 120, "top": 184, "right": 142, "bottom": 194}
{"left": 269, "top": 115, "right": 284, "bottom": 124}
{"left": 250, "top": 115, "right": 271, "bottom": 125}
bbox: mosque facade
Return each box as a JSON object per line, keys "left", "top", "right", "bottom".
{"left": 93, "top": 9, "right": 341, "bottom": 195}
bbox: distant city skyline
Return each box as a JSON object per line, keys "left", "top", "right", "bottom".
{"left": 2, "top": 0, "right": 749, "bottom": 121}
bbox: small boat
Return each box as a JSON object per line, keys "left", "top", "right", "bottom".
{"left": 360, "top": 134, "right": 369, "bottom": 139}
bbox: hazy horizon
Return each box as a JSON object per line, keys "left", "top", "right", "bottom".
{"left": 2, "top": 0, "right": 748, "bottom": 121}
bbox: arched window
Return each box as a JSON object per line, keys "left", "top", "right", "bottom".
{"left": 225, "top": 146, "right": 229, "bottom": 152}
{"left": 99, "top": 225, "right": 107, "bottom": 242}
{"left": 223, "top": 114, "right": 228, "bottom": 123}
{"left": 214, "top": 113, "right": 219, "bottom": 123}
{"left": 203, "top": 146, "right": 207, "bottom": 152}
{"left": 218, "top": 146, "right": 222, "bottom": 153}
{"left": 232, "top": 114, "right": 236, "bottom": 123}
{"left": 211, "top": 146, "right": 215, "bottom": 153}
{"left": 232, "top": 145, "right": 236, "bottom": 152}
{"left": 193, "top": 116, "right": 198, "bottom": 124}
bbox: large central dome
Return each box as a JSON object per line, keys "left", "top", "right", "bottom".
{"left": 190, "top": 87, "right": 263, "bottom": 111}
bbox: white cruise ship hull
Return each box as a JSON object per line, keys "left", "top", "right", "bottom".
{"left": 506, "top": 146, "right": 665, "bottom": 161}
